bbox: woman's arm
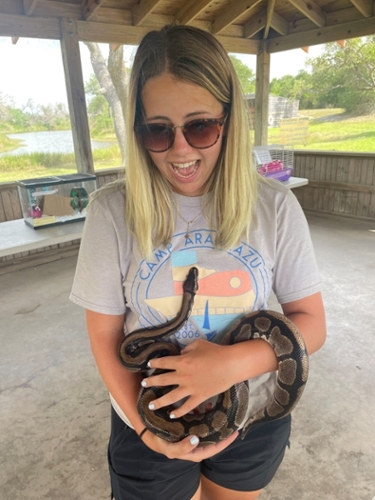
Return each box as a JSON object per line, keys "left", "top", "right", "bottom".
{"left": 281, "top": 291, "right": 326, "bottom": 354}
{"left": 144, "top": 291, "right": 326, "bottom": 418}
{"left": 86, "top": 310, "right": 145, "bottom": 435}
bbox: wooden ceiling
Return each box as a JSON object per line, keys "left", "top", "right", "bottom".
{"left": 0, "top": 0, "right": 374, "bottom": 54}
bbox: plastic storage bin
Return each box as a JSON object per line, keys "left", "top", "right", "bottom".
{"left": 17, "top": 173, "right": 97, "bottom": 229}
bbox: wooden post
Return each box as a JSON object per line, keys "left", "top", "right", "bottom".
{"left": 254, "top": 41, "right": 270, "bottom": 146}
{"left": 60, "top": 18, "right": 94, "bottom": 174}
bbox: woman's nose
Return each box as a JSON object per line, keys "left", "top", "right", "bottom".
{"left": 171, "top": 127, "right": 193, "bottom": 153}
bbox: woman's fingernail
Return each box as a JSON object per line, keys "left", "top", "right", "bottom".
{"left": 190, "top": 435, "right": 199, "bottom": 446}
{"left": 148, "top": 403, "right": 155, "bottom": 410}
{"left": 147, "top": 361, "right": 151, "bottom": 368}
{"left": 169, "top": 413, "right": 176, "bottom": 419}
{"left": 141, "top": 380, "right": 147, "bottom": 388}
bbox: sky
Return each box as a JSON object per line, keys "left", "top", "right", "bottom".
{"left": 0, "top": 36, "right": 324, "bottom": 108}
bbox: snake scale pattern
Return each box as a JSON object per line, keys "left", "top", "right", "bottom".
{"left": 118, "top": 267, "right": 309, "bottom": 445}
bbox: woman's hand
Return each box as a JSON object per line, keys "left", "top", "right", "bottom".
{"left": 86, "top": 311, "right": 239, "bottom": 460}
{"left": 141, "top": 426, "right": 239, "bottom": 462}
{"left": 141, "top": 293, "right": 326, "bottom": 422}
{"left": 141, "top": 339, "right": 239, "bottom": 419}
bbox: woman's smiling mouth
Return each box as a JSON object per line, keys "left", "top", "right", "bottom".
{"left": 171, "top": 161, "right": 200, "bottom": 179}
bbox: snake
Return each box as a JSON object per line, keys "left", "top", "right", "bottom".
{"left": 118, "top": 267, "right": 309, "bottom": 445}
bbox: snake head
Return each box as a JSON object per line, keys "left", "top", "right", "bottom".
{"left": 183, "top": 267, "right": 199, "bottom": 295}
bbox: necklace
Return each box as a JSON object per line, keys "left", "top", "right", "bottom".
{"left": 171, "top": 196, "right": 210, "bottom": 239}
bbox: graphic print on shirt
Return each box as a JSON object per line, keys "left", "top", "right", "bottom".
{"left": 130, "top": 229, "right": 271, "bottom": 347}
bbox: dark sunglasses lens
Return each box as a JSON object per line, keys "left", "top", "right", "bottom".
{"left": 138, "top": 124, "right": 173, "bottom": 152}
{"left": 185, "top": 120, "right": 220, "bottom": 148}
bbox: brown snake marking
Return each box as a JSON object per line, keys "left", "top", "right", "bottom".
{"left": 118, "top": 267, "right": 309, "bottom": 445}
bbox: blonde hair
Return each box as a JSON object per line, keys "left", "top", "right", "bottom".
{"left": 124, "top": 24, "right": 259, "bottom": 257}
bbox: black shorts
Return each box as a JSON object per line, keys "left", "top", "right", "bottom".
{"left": 108, "top": 406, "right": 291, "bottom": 500}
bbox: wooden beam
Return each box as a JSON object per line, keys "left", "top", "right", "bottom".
{"left": 216, "top": 35, "right": 260, "bottom": 54}
{"left": 348, "top": 0, "right": 372, "bottom": 17}
{"left": 87, "top": 7, "right": 133, "bottom": 24}
{"left": 0, "top": 13, "right": 61, "bottom": 39}
{"left": 91, "top": 8, "right": 173, "bottom": 27}
{"left": 308, "top": 180, "right": 375, "bottom": 194}
{"left": 132, "top": 0, "right": 163, "bottom": 26}
{"left": 0, "top": 13, "right": 254, "bottom": 52}
{"left": 82, "top": 0, "right": 104, "bottom": 21}
{"left": 177, "top": 0, "right": 214, "bottom": 25}
{"left": 288, "top": 7, "right": 364, "bottom": 35}
{"left": 244, "top": 9, "right": 288, "bottom": 39}
{"left": 30, "top": 0, "right": 83, "bottom": 19}
{"left": 254, "top": 42, "right": 270, "bottom": 146}
{"left": 77, "top": 20, "right": 150, "bottom": 44}
{"left": 77, "top": 18, "right": 260, "bottom": 53}
{"left": 16, "top": 0, "right": 39, "bottom": 42}
{"left": 270, "top": 11, "right": 289, "bottom": 36}
{"left": 211, "top": 0, "right": 263, "bottom": 34}
{"left": 60, "top": 18, "right": 94, "bottom": 175}
{"left": 0, "top": 1, "right": 23, "bottom": 16}
{"left": 244, "top": 9, "right": 266, "bottom": 38}
{"left": 263, "top": 0, "right": 276, "bottom": 39}
{"left": 198, "top": 20, "right": 244, "bottom": 37}
{"left": 23, "top": 0, "right": 39, "bottom": 16}
{"left": 268, "top": 16, "right": 375, "bottom": 52}
{"left": 287, "top": 0, "right": 326, "bottom": 28}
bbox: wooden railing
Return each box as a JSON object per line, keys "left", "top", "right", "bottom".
{"left": 292, "top": 151, "right": 375, "bottom": 221}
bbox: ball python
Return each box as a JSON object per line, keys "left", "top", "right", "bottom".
{"left": 118, "top": 267, "right": 309, "bottom": 445}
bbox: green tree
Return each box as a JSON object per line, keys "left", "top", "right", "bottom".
{"left": 0, "top": 92, "right": 12, "bottom": 132}
{"left": 307, "top": 36, "right": 375, "bottom": 113}
{"left": 270, "top": 71, "right": 315, "bottom": 109}
{"left": 85, "top": 74, "right": 114, "bottom": 136}
{"left": 270, "top": 74, "right": 295, "bottom": 98}
{"left": 84, "top": 43, "right": 128, "bottom": 164}
{"left": 229, "top": 55, "right": 256, "bottom": 94}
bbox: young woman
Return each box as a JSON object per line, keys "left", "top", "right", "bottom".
{"left": 70, "top": 24, "right": 326, "bottom": 500}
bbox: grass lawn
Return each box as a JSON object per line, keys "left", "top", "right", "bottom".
{"left": 268, "top": 109, "right": 375, "bottom": 152}
{"left": 0, "top": 145, "right": 122, "bottom": 183}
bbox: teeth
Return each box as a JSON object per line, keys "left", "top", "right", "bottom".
{"left": 172, "top": 161, "right": 197, "bottom": 169}
{"left": 172, "top": 161, "right": 199, "bottom": 179}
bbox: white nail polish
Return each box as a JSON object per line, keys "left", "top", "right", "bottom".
{"left": 141, "top": 380, "right": 147, "bottom": 388}
{"left": 190, "top": 435, "right": 199, "bottom": 446}
{"left": 148, "top": 403, "right": 155, "bottom": 410}
{"left": 169, "top": 413, "right": 176, "bottom": 419}
{"left": 147, "top": 361, "right": 151, "bottom": 368}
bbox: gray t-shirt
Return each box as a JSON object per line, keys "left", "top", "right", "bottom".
{"left": 70, "top": 179, "right": 321, "bottom": 426}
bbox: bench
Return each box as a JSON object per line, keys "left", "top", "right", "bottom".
{"left": 0, "top": 219, "right": 84, "bottom": 258}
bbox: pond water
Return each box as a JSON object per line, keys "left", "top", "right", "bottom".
{"left": 0, "top": 130, "right": 115, "bottom": 157}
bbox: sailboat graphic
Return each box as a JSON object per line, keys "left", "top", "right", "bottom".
{"left": 203, "top": 301, "right": 210, "bottom": 330}
{"left": 202, "top": 300, "right": 217, "bottom": 341}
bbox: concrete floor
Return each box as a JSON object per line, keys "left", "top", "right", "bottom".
{"left": 1, "top": 213, "right": 374, "bottom": 500}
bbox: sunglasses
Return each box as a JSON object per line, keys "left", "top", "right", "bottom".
{"left": 135, "top": 116, "right": 226, "bottom": 153}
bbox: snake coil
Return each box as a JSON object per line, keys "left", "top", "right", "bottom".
{"left": 119, "top": 267, "right": 309, "bottom": 445}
